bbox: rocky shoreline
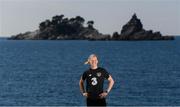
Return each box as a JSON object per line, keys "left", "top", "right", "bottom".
{"left": 9, "top": 14, "right": 174, "bottom": 40}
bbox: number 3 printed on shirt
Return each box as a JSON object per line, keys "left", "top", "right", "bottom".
{"left": 91, "top": 77, "right": 98, "bottom": 86}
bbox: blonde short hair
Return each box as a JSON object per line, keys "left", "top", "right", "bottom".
{"left": 84, "top": 54, "right": 98, "bottom": 65}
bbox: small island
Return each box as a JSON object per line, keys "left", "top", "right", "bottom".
{"left": 9, "top": 13, "right": 174, "bottom": 40}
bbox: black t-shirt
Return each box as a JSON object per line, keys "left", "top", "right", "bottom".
{"left": 82, "top": 67, "right": 109, "bottom": 99}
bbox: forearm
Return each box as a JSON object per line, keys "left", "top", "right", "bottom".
{"left": 107, "top": 77, "right": 114, "bottom": 93}
{"left": 79, "top": 80, "right": 85, "bottom": 93}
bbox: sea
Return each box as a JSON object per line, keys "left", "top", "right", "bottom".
{"left": 0, "top": 37, "right": 180, "bottom": 106}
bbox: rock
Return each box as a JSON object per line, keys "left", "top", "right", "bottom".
{"left": 112, "top": 13, "right": 174, "bottom": 40}
{"left": 9, "top": 30, "right": 40, "bottom": 40}
{"left": 121, "top": 13, "right": 143, "bottom": 36}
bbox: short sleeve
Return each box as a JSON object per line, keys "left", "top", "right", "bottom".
{"left": 103, "top": 68, "right": 110, "bottom": 79}
{"left": 82, "top": 71, "right": 87, "bottom": 80}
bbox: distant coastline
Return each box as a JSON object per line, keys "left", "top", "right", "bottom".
{"left": 0, "top": 37, "right": 8, "bottom": 40}
{"left": 4, "top": 36, "right": 179, "bottom": 41}
{"left": 9, "top": 13, "right": 174, "bottom": 41}
{"left": 2, "top": 36, "right": 180, "bottom": 41}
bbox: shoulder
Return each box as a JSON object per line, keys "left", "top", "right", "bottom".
{"left": 98, "top": 67, "right": 109, "bottom": 74}
{"left": 82, "top": 69, "right": 90, "bottom": 80}
{"left": 83, "top": 69, "right": 91, "bottom": 75}
{"left": 98, "top": 67, "right": 110, "bottom": 79}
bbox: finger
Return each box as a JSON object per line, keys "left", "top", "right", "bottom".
{"left": 84, "top": 94, "right": 87, "bottom": 97}
{"left": 100, "top": 95, "right": 105, "bottom": 98}
{"left": 99, "top": 95, "right": 103, "bottom": 98}
{"left": 99, "top": 94, "right": 103, "bottom": 97}
{"left": 100, "top": 94, "right": 104, "bottom": 97}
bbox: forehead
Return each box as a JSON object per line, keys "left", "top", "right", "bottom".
{"left": 89, "top": 56, "right": 98, "bottom": 60}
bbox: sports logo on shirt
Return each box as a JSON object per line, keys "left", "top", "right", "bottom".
{"left": 97, "top": 72, "right": 101, "bottom": 77}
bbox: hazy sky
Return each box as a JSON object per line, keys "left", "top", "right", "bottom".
{"left": 0, "top": 0, "right": 180, "bottom": 37}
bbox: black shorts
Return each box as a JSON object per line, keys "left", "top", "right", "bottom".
{"left": 86, "top": 98, "right": 106, "bottom": 106}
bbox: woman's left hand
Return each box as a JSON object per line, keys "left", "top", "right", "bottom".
{"left": 99, "top": 92, "right": 108, "bottom": 98}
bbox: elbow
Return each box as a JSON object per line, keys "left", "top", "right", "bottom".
{"left": 108, "top": 75, "right": 115, "bottom": 86}
{"left": 112, "top": 78, "right": 115, "bottom": 85}
{"left": 79, "top": 80, "right": 81, "bottom": 86}
{"left": 79, "top": 79, "right": 83, "bottom": 86}
{"left": 109, "top": 79, "right": 114, "bottom": 86}
{"left": 110, "top": 77, "right": 114, "bottom": 86}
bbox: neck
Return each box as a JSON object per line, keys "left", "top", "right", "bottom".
{"left": 90, "top": 66, "right": 98, "bottom": 70}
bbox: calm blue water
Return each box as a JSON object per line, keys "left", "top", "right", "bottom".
{"left": 0, "top": 37, "right": 180, "bottom": 106}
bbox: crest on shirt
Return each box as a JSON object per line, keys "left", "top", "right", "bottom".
{"left": 89, "top": 74, "right": 92, "bottom": 77}
{"left": 97, "top": 72, "right": 101, "bottom": 77}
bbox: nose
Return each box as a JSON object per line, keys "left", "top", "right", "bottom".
{"left": 92, "top": 60, "right": 97, "bottom": 64}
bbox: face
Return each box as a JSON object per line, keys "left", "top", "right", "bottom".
{"left": 89, "top": 56, "right": 98, "bottom": 67}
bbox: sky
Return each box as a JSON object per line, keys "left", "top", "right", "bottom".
{"left": 0, "top": 0, "right": 180, "bottom": 37}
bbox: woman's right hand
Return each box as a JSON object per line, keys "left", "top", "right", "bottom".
{"left": 83, "top": 92, "right": 88, "bottom": 97}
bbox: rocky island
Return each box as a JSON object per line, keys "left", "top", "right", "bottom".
{"left": 9, "top": 14, "right": 174, "bottom": 40}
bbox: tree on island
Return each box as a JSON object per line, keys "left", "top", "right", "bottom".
{"left": 87, "top": 20, "right": 94, "bottom": 29}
